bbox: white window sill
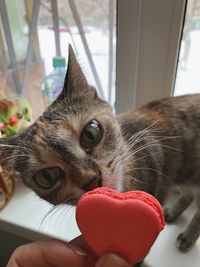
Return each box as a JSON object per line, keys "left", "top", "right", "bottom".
{"left": 0, "top": 180, "right": 200, "bottom": 266}
{"left": 0, "top": 179, "right": 80, "bottom": 242}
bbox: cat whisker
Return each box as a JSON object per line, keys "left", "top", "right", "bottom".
{"left": 156, "top": 144, "right": 183, "bottom": 152}
{"left": 118, "top": 123, "right": 161, "bottom": 158}
{"left": 129, "top": 137, "right": 176, "bottom": 155}
{"left": 122, "top": 121, "right": 160, "bottom": 144}
{"left": 39, "top": 204, "right": 60, "bottom": 230}
{"left": 39, "top": 198, "right": 76, "bottom": 231}
{"left": 58, "top": 206, "right": 76, "bottom": 233}
{"left": 123, "top": 173, "right": 148, "bottom": 185}
{"left": 121, "top": 143, "right": 181, "bottom": 165}
{"left": 130, "top": 152, "right": 162, "bottom": 165}
{"left": 0, "top": 143, "right": 32, "bottom": 152}
{"left": 125, "top": 167, "right": 170, "bottom": 182}
{"left": 122, "top": 128, "right": 179, "bottom": 157}
{"left": 121, "top": 136, "right": 182, "bottom": 162}
{"left": 125, "top": 135, "right": 180, "bottom": 154}
{"left": 55, "top": 205, "right": 75, "bottom": 231}
{"left": 112, "top": 135, "right": 182, "bottom": 171}
{"left": 130, "top": 122, "right": 161, "bottom": 141}
{"left": 0, "top": 154, "right": 29, "bottom": 165}
{"left": 122, "top": 126, "right": 158, "bottom": 152}
{"left": 1, "top": 153, "right": 29, "bottom": 159}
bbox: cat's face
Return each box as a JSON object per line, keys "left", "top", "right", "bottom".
{"left": 0, "top": 46, "right": 124, "bottom": 205}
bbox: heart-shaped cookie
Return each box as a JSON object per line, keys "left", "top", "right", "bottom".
{"left": 76, "top": 188, "right": 165, "bottom": 265}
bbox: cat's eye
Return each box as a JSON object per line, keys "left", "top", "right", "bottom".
{"left": 80, "top": 120, "right": 103, "bottom": 151}
{"left": 34, "top": 167, "right": 64, "bottom": 189}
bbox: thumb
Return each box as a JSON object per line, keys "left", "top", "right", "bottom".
{"left": 95, "top": 253, "right": 131, "bottom": 267}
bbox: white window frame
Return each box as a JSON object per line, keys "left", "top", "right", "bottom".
{"left": 116, "top": 0, "right": 186, "bottom": 114}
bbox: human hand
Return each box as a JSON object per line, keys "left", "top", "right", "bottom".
{"left": 7, "top": 235, "right": 130, "bottom": 267}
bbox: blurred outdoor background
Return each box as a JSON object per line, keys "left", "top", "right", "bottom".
{"left": 0, "top": 0, "right": 116, "bottom": 119}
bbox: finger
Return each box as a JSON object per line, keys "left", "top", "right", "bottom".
{"left": 70, "top": 235, "right": 95, "bottom": 255}
{"left": 7, "top": 239, "right": 88, "bottom": 267}
{"left": 95, "top": 254, "right": 131, "bottom": 267}
{"left": 70, "top": 235, "right": 98, "bottom": 266}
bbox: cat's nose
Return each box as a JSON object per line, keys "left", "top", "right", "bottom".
{"left": 80, "top": 170, "right": 102, "bottom": 192}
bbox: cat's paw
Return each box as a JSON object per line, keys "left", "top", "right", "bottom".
{"left": 176, "top": 233, "right": 195, "bottom": 252}
{"left": 164, "top": 207, "right": 177, "bottom": 223}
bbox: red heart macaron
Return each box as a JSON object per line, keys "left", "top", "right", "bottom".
{"left": 76, "top": 187, "right": 165, "bottom": 265}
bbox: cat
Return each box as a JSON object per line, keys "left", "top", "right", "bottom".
{"left": 0, "top": 45, "right": 200, "bottom": 253}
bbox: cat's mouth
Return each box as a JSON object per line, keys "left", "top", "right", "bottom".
{"left": 81, "top": 170, "right": 102, "bottom": 192}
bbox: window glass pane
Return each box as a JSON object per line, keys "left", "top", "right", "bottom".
{"left": 174, "top": 0, "right": 200, "bottom": 96}
{"left": 0, "top": 0, "right": 116, "bottom": 122}
{"left": 5, "top": 0, "right": 28, "bottom": 62}
{"left": 38, "top": 0, "right": 116, "bottom": 111}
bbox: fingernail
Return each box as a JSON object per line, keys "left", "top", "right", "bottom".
{"left": 68, "top": 244, "right": 88, "bottom": 257}
{"left": 95, "top": 253, "right": 131, "bottom": 267}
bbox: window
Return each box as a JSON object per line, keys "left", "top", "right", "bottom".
{"left": 174, "top": 0, "right": 200, "bottom": 96}
{"left": 0, "top": 0, "right": 116, "bottom": 120}
{"left": 116, "top": 0, "right": 185, "bottom": 114}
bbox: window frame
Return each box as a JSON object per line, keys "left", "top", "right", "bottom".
{"left": 116, "top": 0, "right": 186, "bottom": 114}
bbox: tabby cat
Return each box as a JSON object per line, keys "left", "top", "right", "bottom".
{"left": 1, "top": 45, "right": 200, "bottom": 253}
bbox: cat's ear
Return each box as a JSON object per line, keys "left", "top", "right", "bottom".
{"left": 60, "top": 44, "right": 88, "bottom": 98}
